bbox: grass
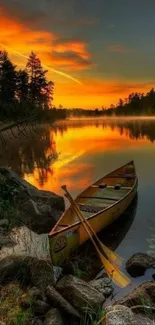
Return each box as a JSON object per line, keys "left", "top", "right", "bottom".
{"left": 0, "top": 283, "right": 33, "bottom": 325}
{"left": 130, "top": 294, "right": 155, "bottom": 321}
{"left": 67, "top": 306, "right": 105, "bottom": 325}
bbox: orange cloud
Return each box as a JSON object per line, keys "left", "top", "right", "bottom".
{"left": 107, "top": 45, "right": 133, "bottom": 53}
{"left": 0, "top": 4, "right": 92, "bottom": 72}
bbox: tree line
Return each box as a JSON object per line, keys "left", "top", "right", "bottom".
{"left": 66, "top": 89, "right": 155, "bottom": 117}
{"left": 0, "top": 50, "right": 66, "bottom": 121}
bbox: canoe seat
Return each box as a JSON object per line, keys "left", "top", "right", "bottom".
{"left": 78, "top": 203, "right": 103, "bottom": 214}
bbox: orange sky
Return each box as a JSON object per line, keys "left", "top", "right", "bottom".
{"left": 1, "top": 2, "right": 155, "bottom": 108}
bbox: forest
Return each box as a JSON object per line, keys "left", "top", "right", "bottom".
{"left": 0, "top": 50, "right": 66, "bottom": 121}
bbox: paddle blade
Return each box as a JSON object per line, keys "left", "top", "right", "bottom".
{"left": 100, "top": 243, "right": 124, "bottom": 267}
{"left": 100, "top": 255, "right": 131, "bottom": 288}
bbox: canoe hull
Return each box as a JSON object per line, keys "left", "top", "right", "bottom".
{"left": 49, "top": 177, "right": 137, "bottom": 265}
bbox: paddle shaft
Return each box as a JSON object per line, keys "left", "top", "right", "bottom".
{"left": 64, "top": 193, "right": 107, "bottom": 261}
{"left": 64, "top": 191, "right": 115, "bottom": 260}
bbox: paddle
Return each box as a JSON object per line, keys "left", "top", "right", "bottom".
{"left": 62, "top": 185, "right": 131, "bottom": 288}
{"left": 62, "top": 185, "right": 123, "bottom": 267}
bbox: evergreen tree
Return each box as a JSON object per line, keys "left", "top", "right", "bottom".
{"left": 26, "top": 51, "right": 53, "bottom": 109}
{"left": 16, "top": 69, "right": 29, "bottom": 103}
{"left": 0, "top": 51, "right": 16, "bottom": 103}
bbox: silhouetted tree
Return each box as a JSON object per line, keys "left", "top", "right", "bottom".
{"left": 0, "top": 51, "right": 16, "bottom": 104}
{"left": 16, "top": 69, "right": 29, "bottom": 103}
{"left": 26, "top": 51, "right": 53, "bottom": 110}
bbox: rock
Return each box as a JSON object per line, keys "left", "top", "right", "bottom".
{"left": 104, "top": 305, "right": 154, "bottom": 325}
{"left": 0, "top": 219, "right": 9, "bottom": 227}
{"left": 56, "top": 275, "right": 105, "bottom": 313}
{"left": 115, "top": 281, "right": 155, "bottom": 307}
{"left": 0, "top": 255, "right": 54, "bottom": 288}
{"left": 44, "top": 308, "right": 64, "bottom": 325}
{"left": 126, "top": 253, "right": 155, "bottom": 277}
{"left": 20, "top": 198, "right": 63, "bottom": 234}
{"left": 33, "top": 300, "right": 50, "bottom": 315}
{"left": 29, "top": 257, "right": 54, "bottom": 290}
{"left": 46, "top": 285, "right": 80, "bottom": 318}
{"left": 0, "top": 234, "right": 15, "bottom": 249}
{"left": 20, "top": 287, "right": 42, "bottom": 308}
{"left": 52, "top": 265, "right": 63, "bottom": 283}
{"left": 89, "top": 277, "right": 113, "bottom": 297}
{"left": 104, "top": 305, "right": 136, "bottom": 325}
{"left": 0, "top": 255, "right": 31, "bottom": 284}
{"left": 134, "top": 315, "right": 154, "bottom": 325}
{"left": 28, "top": 318, "right": 43, "bottom": 325}
{"left": 0, "top": 168, "right": 65, "bottom": 234}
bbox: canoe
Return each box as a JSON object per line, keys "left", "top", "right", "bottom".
{"left": 49, "top": 161, "right": 138, "bottom": 265}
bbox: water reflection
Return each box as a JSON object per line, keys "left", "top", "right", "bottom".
{"left": 1, "top": 118, "right": 155, "bottom": 194}
{"left": 0, "top": 125, "right": 58, "bottom": 186}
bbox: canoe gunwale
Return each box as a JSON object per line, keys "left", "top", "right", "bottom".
{"left": 49, "top": 161, "right": 137, "bottom": 239}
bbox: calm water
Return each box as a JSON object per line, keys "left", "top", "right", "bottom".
{"left": 1, "top": 117, "right": 155, "bottom": 299}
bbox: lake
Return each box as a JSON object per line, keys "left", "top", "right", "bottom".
{"left": 1, "top": 117, "right": 155, "bottom": 299}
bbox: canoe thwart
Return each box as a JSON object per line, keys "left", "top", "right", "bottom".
{"left": 79, "top": 196, "right": 119, "bottom": 201}
{"left": 104, "top": 174, "right": 135, "bottom": 179}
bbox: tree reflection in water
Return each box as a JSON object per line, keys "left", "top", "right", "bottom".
{"left": 0, "top": 125, "right": 58, "bottom": 186}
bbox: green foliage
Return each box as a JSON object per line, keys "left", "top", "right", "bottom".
{"left": 0, "top": 174, "right": 20, "bottom": 228}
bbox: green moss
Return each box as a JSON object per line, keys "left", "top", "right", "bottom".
{"left": 0, "top": 283, "right": 33, "bottom": 325}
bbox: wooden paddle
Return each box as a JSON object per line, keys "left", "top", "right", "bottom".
{"left": 62, "top": 186, "right": 123, "bottom": 266}
{"left": 62, "top": 185, "right": 131, "bottom": 288}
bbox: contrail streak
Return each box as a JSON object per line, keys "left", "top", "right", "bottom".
{"left": 0, "top": 43, "right": 82, "bottom": 85}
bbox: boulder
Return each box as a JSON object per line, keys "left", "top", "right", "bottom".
{"left": 27, "top": 318, "right": 43, "bottom": 325}
{"left": 89, "top": 277, "right": 113, "bottom": 297}
{"left": 115, "top": 281, "right": 155, "bottom": 307}
{"left": 56, "top": 275, "right": 105, "bottom": 313}
{"left": 0, "top": 234, "right": 15, "bottom": 249}
{"left": 0, "top": 219, "right": 9, "bottom": 227}
{"left": 0, "top": 255, "right": 54, "bottom": 288}
{"left": 46, "top": 285, "right": 80, "bottom": 318}
{"left": 126, "top": 253, "right": 155, "bottom": 277}
{"left": 29, "top": 257, "right": 54, "bottom": 290}
{"left": 33, "top": 300, "right": 50, "bottom": 315}
{"left": 0, "top": 168, "right": 65, "bottom": 234}
{"left": 44, "top": 308, "right": 64, "bottom": 325}
{"left": 104, "top": 305, "right": 136, "bottom": 325}
{"left": 104, "top": 305, "right": 154, "bottom": 325}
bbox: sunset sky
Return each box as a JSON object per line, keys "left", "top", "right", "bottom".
{"left": 1, "top": 0, "right": 155, "bottom": 108}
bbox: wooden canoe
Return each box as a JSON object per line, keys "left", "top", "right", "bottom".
{"left": 49, "top": 161, "right": 138, "bottom": 265}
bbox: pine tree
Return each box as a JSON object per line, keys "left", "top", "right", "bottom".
{"left": 16, "top": 69, "right": 29, "bottom": 103}
{"left": 0, "top": 51, "right": 16, "bottom": 103}
{"left": 26, "top": 51, "right": 53, "bottom": 109}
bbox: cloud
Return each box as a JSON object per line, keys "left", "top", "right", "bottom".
{"left": 0, "top": 3, "right": 93, "bottom": 72}
{"left": 107, "top": 44, "right": 133, "bottom": 53}
{"left": 0, "top": 1, "right": 46, "bottom": 27}
{"left": 43, "top": 51, "right": 93, "bottom": 71}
